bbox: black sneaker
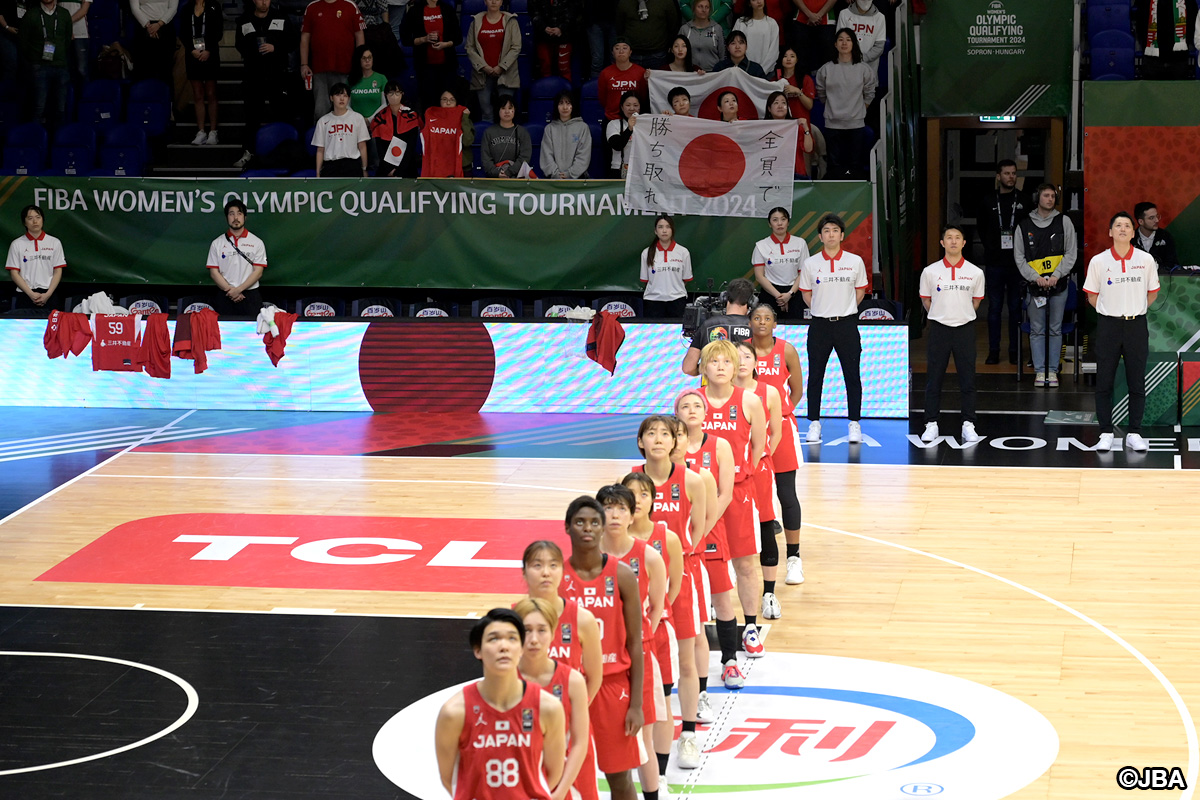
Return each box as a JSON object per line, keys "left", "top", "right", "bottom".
{"left": 985, "top": 352, "right": 1000, "bottom": 365}
{"left": 1009, "top": 352, "right": 1019, "bottom": 365}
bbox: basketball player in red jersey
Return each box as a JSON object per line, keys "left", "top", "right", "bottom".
{"left": 733, "top": 340, "right": 785, "bottom": 621}
{"left": 515, "top": 597, "right": 594, "bottom": 800}
{"left": 435, "top": 608, "right": 566, "bottom": 800}
{"left": 559, "top": 496, "right": 644, "bottom": 800}
{"left": 521, "top": 540, "right": 604, "bottom": 702}
{"left": 751, "top": 302, "right": 806, "bottom": 587}
{"left": 699, "top": 340, "right": 767, "bottom": 676}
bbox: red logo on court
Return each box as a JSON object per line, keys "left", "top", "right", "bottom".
{"left": 38, "top": 514, "right": 567, "bottom": 593}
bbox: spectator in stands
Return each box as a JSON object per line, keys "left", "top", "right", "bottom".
{"left": 129, "top": 0, "right": 179, "bottom": 85}
{"left": 732, "top": 0, "right": 776, "bottom": 75}
{"left": 816, "top": 28, "right": 875, "bottom": 179}
{"left": 301, "top": 0, "right": 365, "bottom": 120}
{"left": 465, "top": 0, "right": 521, "bottom": 123}
{"left": 679, "top": 0, "right": 732, "bottom": 35}
{"left": 540, "top": 89, "right": 592, "bottom": 178}
{"left": 18, "top": 0, "right": 73, "bottom": 129}
{"left": 615, "top": 0, "right": 679, "bottom": 69}
{"left": 358, "top": 0, "right": 402, "bottom": 79}
{"left": 640, "top": 214, "right": 693, "bottom": 318}
{"left": 400, "top": 0, "right": 461, "bottom": 112}
{"left": 312, "top": 82, "right": 369, "bottom": 176}
{"left": 358, "top": 0, "right": 387, "bottom": 28}
{"left": 598, "top": 38, "right": 646, "bottom": 120}
{"left": 585, "top": 0, "right": 618, "bottom": 79}
{"left": 1136, "top": 0, "right": 1195, "bottom": 80}
{"left": 667, "top": 85, "right": 691, "bottom": 115}
{"left": 1014, "top": 183, "right": 1076, "bottom": 388}
{"left": 387, "top": 0, "right": 405, "bottom": 52}
{"left": 347, "top": 44, "right": 385, "bottom": 170}
{"left": 663, "top": 34, "right": 701, "bottom": 73}
{"left": 835, "top": 0, "right": 885, "bottom": 64}
{"left": 1134, "top": 202, "right": 1179, "bottom": 271}
{"left": 182, "top": 0, "right": 223, "bottom": 145}
{"left": 207, "top": 199, "right": 266, "bottom": 317}
{"left": 678, "top": 0, "right": 724, "bottom": 72}
{"left": 764, "top": 90, "right": 811, "bottom": 177}
{"left": 711, "top": 29, "right": 765, "bottom": 77}
{"left": 58, "top": 0, "right": 89, "bottom": 87}
{"left": 975, "top": 159, "right": 1027, "bottom": 365}
{"left": 788, "top": 0, "right": 833, "bottom": 76}
{"left": 6, "top": 205, "right": 65, "bottom": 313}
{"left": 775, "top": 46, "right": 821, "bottom": 177}
{"left": 481, "top": 94, "right": 532, "bottom": 177}
{"left": 421, "top": 87, "right": 471, "bottom": 177}
{"left": 0, "top": 0, "right": 19, "bottom": 81}
{"left": 235, "top": 0, "right": 296, "bottom": 169}
{"left": 370, "top": 81, "right": 421, "bottom": 176}
{"left": 716, "top": 88, "right": 738, "bottom": 121}
{"left": 530, "top": 0, "right": 580, "bottom": 83}
{"left": 605, "top": 90, "right": 639, "bottom": 177}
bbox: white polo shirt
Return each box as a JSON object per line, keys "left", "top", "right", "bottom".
{"left": 207, "top": 229, "right": 267, "bottom": 290}
{"left": 6, "top": 232, "right": 66, "bottom": 290}
{"left": 311, "top": 110, "right": 369, "bottom": 161}
{"left": 798, "top": 248, "right": 869, "bottom": 318}
{"left": 1082, "top": 246, "right": 1160, "bottom": 317}
{"left": 752, "top": 233, "right": 809, "bottom": 288}
{"left": 640, "top": 241, "right": 693, "bottom": 301}
{"left": 919, "top": 257, "right": 985, "bottom": 327}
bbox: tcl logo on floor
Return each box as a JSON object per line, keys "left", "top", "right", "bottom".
{"left": 38, "top": 514, "right": 565, "bottom": 593}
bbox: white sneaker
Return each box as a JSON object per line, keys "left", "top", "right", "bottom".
{"left": 761, "top": 592, "right": 781, "bottom": 620}
{"left": 1095, "top": 432, "right": 1114, "bottom": 452}
{"left": 785, "top": 555, "right": 805, "bottom": 585}
{"left": 741, "top": 624, "right": 765, "bottom": 658}
{"left": 696, "top": 691, "right": 715, "bottom": 722}
{"left": 233, "top": 149, "right": 253, "bottom": 168}
{"left": 1125, "top": 432, "right": 1148, "bottom": 451}
{"left": 676, "top": 732, "right": 701, "bottom": 769}
{"left": 205, "top": 130, "right": 220, "bottom": 145}
{"left": 961, "top": 421, "right": 981, "bottom": 443}
{"left": 190, "top": 129, "right": 207, "bottom": 145}
{"left": 722, "top": 659, "right": 746, "bottom": 688}
{"left": 1048, "top": 372, "right": 1059, "bottom": 387}
{"left": 847, "top": 421, "right": 862, "bottom": 443}
{"left": 920, "top": 421, "right": 939, "bottom": 442}
{"left": 1034, "top": 372, "right": 1047, "bottom": 387}
{"left": 805, "top": 420, "right": 821, "bottom": 443}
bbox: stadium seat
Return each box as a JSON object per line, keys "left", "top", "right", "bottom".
{"left": 256, "top": 122, "right": 299, "bottom": 159}
{"left": 525, "top": 121, "right": 545, "bottom": 146}
{"left": 534, "top": 296, "right": 584, "bottom": 317}
{"left": 296, "top": 297, "right": 346, "bottom": 318}
{"left": 121, "top": 294, "right": 170, "bottom": 315}
{"left": 588, "top": 120, "right": 604, "bottom": 178}
{"left": 49, "top": 123, "right": 98, "bottom": 175}
{"left": 472, "top": 297, "right": 524, "bottom": 318}
{"left": 242, "top": 168, "right": 287, "bottom": 177}
{"left": 581, "top": 79, "right": 602, "bottom": 123}
{"left": 351, "top": 296, "right": 399, "bottom": 317}
{"left": 528, "top": 76, "right": 571, "bottom": 123}
{"left": 1090, "top": 29, "right": 1136, "bottom": 51}
{"left": 290, "top": 169, "right": 318, "bottom": 177}
{"left": 463, "top": 0, "right": 486, "bottom": 17}
{"left": 2, "top": 122, "right": 49, "bottom": 176}
{"left": 303, "top": 126, "right": 318, "bottom": 156}
{"left": 410, "top": 301, "right": 459, "bottom": 317}
{"left": 1087, "top": 3, "right": 1131, "bottom": 40}
{"left": 1090, "top": 42, "right": 1136, "bottom": 80}
{"left": 127, "top": 79, "right": 172, "bottom": 137}
{"left": 509, "top": 0, "right": 528, "bottom": 12}
{"left": 76, "top": 79, "right": 122, "bottom": 130}
{"left": 1092, "top": 72, "right": 1130, "bottom": 81}
{"left": 176, "top": 295, "right": 216, "bottom": 315}
{"left": 97, "top": 123, "right": 148, "bottom": 176}
{"left": 592, "top": 295, "right": 642, "bottom": 317}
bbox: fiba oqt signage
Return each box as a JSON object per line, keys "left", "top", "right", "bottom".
{"left": 372, "top": 653, "right": 1057, "bottom": 798}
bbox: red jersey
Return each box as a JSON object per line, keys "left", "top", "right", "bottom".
{"left": 756, "top": 337, "right": 797, "bottom": 416}
{"left": 301, "top": 0, "right": 366, "bottom": 74}
{"left": 752, "top": 381, "right": 774, "bottom": 455}
{"left": 559, "top": 555, "right": 629, "bottom": 674}
{"left": 632, "top": 463, "right": 693, "bottom": 550}
{"left": 544, "top": 661, "right": 574, "bottom": 735}
{"left": 617, "top": 538, "right": 653, "bottom": 642}
{"left": 455, "top": 680, "right": 552, "bottom": 800}
{"left": 423, "top": 5, "right": 447, "bottom": 64}
{"left": 597, "top": 63, "right": 647, "bottom": 120}
{"left": 135, "top": 312, "right": 171, "bottom": 379}
{"left": 684, "top": 433, "right": 721, "bottom": 485}
{"left": 645, "top": 521, "right": 672, "bottom": 620}
{"left": 44, "top": 310, "right": 92, "bottom": 359}
{"left": 420, "top": 105, "right": 466, "bottom": 178}
{"left": 92, "top": 314, "right": 141, "bottom": 373}
{"left": 547, "top": 598, "right": 582, "bottom": 672}
{"left": 701, "top": 386, "right": 752, "bottom": 482}
{"left": 477, "top": 15, "right": 505, "bottom": 66}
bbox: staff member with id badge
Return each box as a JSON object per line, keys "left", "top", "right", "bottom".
{"left": 1015, "top": 183, "right": 1076, "bottom": 387}
{"left": 976, "top": 159, "right": 1027, "bottom": 365}
{"left": 207, "top": 199, "right": 268, "bottom": 316}
{"left": 18, "top": 0, "right": 73, "bottom": 129}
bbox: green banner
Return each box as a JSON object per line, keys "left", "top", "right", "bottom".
{"left": 919, "top": 0, "right": 1072, "bottom": 117}
{"left": 0, "top": 177, "right": 871, "bottom": 291}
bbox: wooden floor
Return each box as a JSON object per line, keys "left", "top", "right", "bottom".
{"left": 2, "top": 450, "right": 1198, "bottom": 798}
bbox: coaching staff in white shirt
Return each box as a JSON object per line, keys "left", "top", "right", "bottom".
{"left": 1082, "top": 211, "right": 1160, "bottom": 453}
{"left": 207, "top": 199, "right": 267, "bottom": 316}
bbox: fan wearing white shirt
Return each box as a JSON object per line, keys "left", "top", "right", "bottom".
{"left": 640, "top": 214, "right": 693, "bottom": 319}
{"left": 732, "top": 0, "right": 778, "bottom": 78}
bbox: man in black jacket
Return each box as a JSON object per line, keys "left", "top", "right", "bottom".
{"left": 1134, "top": 202, "right": 1179, "bottom": 271}
{"left": 235, "top": 0, "right": 298, "bottom": 168}
{"left": 975, "top": 159, "right": 1027, "bottom": 365}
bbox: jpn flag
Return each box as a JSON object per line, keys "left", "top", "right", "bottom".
{"left": 624, "top": 114, "right": 797, "bottom": 218}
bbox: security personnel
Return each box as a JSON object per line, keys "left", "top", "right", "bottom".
{"left": 681, "top": 277, "right": 755, "bottom": 376}
{"left": 1083, "top": 211, "right": 1160, "bottom": 454}
{"left": 918, "top": 224, "right": 985, "bottom": 444}
{"left": 798, "top": 213, "right": 869, "bottom": 444}
{"left": 975, "top": 159, "right": 1027, "bottom": 365}
{"left": 1014, "top": 183, "right": 1076, "bottom": 388}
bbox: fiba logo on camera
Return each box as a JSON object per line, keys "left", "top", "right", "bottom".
{"left": 373, "top": 653, "right": 1059, "bottom": 799}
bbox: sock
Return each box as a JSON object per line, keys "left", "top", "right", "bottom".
{"left": 682, "top": 720, "right": 697, "bottom": 733}
{"left": 745, "top": 616, "right": 757, "bottom": 628}
{"left": 699, "top": 676, "right": 708, "bottom": 693}
{"left": 786, "top": 543, "right": 800, "bottom": 559}
{"left": 644, "top": 790, "right": 658, "bottom": 800}
{"left": 657, "top": 752, "right": 669, "bottom": 774}
{"left": 763, "top": 580, "right": 776, "bottom": 595}
{"left": 716, "top": 618, "right": 738, "bottom": 663}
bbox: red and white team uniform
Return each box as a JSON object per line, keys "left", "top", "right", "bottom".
{"left": 454, "top": 680, "right": 553, "bottom": 800}
{"left": 631, "top": 464, "right": 702, "bottom": 642}
{"left": 756, "top": 337, "right": 802, "bottom": 472}
{"left": 684, "top": 434, "right": 733, "bottom": 610}
{"left": 559, "top": 555, "right": 643, "bottom": 773}
{"left": 700, "top": 386, "right": 760, "bottom": 560}
{"left": 544, "top": 661, "right": 599, "bottom": 800}
{"left": 618, "top": 538, "right": 666, "bottom": 726}
{"left": 644, "top": 521, "right": 680, "bottom": 684}
{"left": 752, "top": 380, "right": 776, "bottom": 524}
{"left": 548, "top": 598, "right": 583, "bottom": 673}
{"left": 91, "top": 314, "right": 141, "bottom": 373}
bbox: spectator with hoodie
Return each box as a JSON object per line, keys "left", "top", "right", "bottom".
{"left": 835, "top": 0, "right": 885, "bottom": 64}
{"left": 540, "top": 89, "right": 592, "bottom": 178}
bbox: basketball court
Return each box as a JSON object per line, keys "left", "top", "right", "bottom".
{"left": 0, "top": 405, "right": 1196, "bottom": 799}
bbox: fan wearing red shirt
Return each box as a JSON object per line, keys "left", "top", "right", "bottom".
{"left": 400, "top": 0, "right": 462, "bottom": 111}
{"left": 300, "top": 0, "right": 365, "bottom": 119}
{"left": 787, "top": 0, "right": 834, "bottom": 75}
{"left": 598, "top": 38, "right": 647, "bottom": 120}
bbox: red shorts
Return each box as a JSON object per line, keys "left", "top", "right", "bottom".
{"left": 654, "top": 619, "right": 677, "bottom": 684}
{"left": 755, "top": 452, "right": 776, "bottom": 523}
{"left": 574, "top": 730, "right": 600, "bottom": 800}
{"left": 642, "top": 647, "right": 665, "bottom": 725}
{"left": 724, "top": 480, "right": 760, "bottom": 559}
{"left": 670, "top": 556, "right": 702, "bottom": 639}
{"left": 702, "top": 518, "right": 729, "bottom": 562}
{"left": 592, "top": 672, "right": 646, "bottom": 773}
{"left": 704, "top": 555, "right": 735, "bottom": 595}
{"left": 773, "top": 414, "right": 801, "bottom": 472}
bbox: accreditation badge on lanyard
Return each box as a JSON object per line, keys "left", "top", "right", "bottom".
{"left": 1000, "top": 230, "right": 1014, "bottom": 250}
{"left": 41, "top": 11, "right": 58, "bottom": 61}
{"left": 998, "top": 195, "right": 1016, "bottom": 250}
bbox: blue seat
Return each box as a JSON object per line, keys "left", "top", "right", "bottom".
{"left": 592, "top": 295, "right": 642, "bottom": 317}
{"left": 534, "top": 295, "right": 584, "bottom": 317}
{"left": 303, "top": 126, "right": 318, "bottom": 156}
{"left": 76, "top": 78, "right": 122, "bottom": 129}
{"left": 0, "top": 99, "right": 21, "bottom": 137}
{"left": 525, "top": 121, "right": 545, "bottom": 145}
{"left": 296, "top": 297, "right": 346, "bottom": 318}
{"left": 410, "top": 301, "right": 459, "bottom": 317}
{"left": 50, "top": 122, "right": 98, "bottom": 175}
{"left": 588, "top": 120, "right": 604, "bottom": 178}
{"left": 127, "top": 79, "right": 171, "bottom": 137}
{"left": 1092, "top": 72, "right": 1131, "bottom": 81}
{"left": 581, "top": 78, "right": 602, "bottom": 123}
{"left": 351, "top": 296, "right": 400, "bottom": 317}
{"left": 472, "top": 297, "right": 524, "bottom": 318}
{"left": 2, "top": 122, "right": 49, "bottom": 175}
{"left": 243, "top": 168, "right": 287, "bottom": 176}
{"left": 97, "top": 123, "right": 148, "bottom": 176}
{"left": 177, "top": 295, "right": 216, "bottom": 315}
{"left": 255, "top": 121, "right": 298, "bottom": 159}
{"left": 120, "top": 294, "right": 170, "bottom": 315}
{"left": 1090, "top": 45, "right": 1136, "bottom": 80}
{"left": 1087, "top": 3, "right": 1131, "bottom": 40}
{"left": 290, "top": 168, "right": 318, "bottom": 177}
{"left": 1090, "top": 29, "right": 1136, "bottom": 51}
{"left": 509, "top": 0, "right": 528, "bottom": 12}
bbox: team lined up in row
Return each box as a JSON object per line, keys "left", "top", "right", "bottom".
{"left": 435, "top": 326, "right": 808, "bottom": 799}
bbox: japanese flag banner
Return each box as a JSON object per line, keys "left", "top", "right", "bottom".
{"left": 624, "top": 114, "right": 797, "bottom": 218}
{"left": 646, "top": 69, "right": 787, "bottom": 120}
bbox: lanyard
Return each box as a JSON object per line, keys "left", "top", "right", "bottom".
{"left": 193, "top": 5, "right": 206, "bottom": 38}
{"left": 996, "top": 192, "right": 1016, "bottom": 231}
{"left": 40, "top": 6, "right": 59, "bottom": 40}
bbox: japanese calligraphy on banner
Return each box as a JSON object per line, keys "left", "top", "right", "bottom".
{"left": 625, "top": 115, "right": 797, "bottom": 217}
{"left": 646, "top": 69, "right": 787, "bottom": 120}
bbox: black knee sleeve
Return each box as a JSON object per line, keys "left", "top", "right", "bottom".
{"left": 759, "top": 523, "right": 779, "bottom": 567}
{"left": 775, "top": 470, "right": 802, "bottom": 530}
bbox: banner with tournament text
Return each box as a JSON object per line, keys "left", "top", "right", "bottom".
{"left": 624, "top": 115, "right": 797, "bottom": 217}
{"left": 646, "top": 68, "right": 786, "bottom": 120}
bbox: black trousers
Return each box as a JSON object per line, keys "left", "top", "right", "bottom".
{"left": 806, "top": 316, "right": 861, "bottom": 421}
{"left": 214, "top": 287, "right": 263, "bottom": 317}
{"left": 1095, "top": 314, "right": 1149, "bottom": 434}
{"left": 984, "top": 261, "right": 1021, "bottom": 355}
{"left": 924, "top": 320, "right": 976, "bottom": 424}
{"left": 761, "top": 283, "right": 802, "bottom": 320}
{"left": 642, "top": 298, "right": 686, "bottom": 319}
{"left": 243, "top": 71, "right": 289, "bottom": 151}
{"left": 320, "top": 158, "right": 363, "bottom": 177}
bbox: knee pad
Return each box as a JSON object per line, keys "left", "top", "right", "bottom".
{"left": 775, "top": 471, "right": 802, "bottom": 530}
{"left": 759, "top": 526, "right": 779, "bottom": 567}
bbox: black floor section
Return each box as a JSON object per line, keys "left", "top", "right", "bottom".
{"left": 0, "top": 607, "right": 476, "bottom": 799}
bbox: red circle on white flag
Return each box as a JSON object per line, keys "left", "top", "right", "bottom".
{"left": 391, "top": 146, "right": 402, "bottom": 156}
{"left": 679, "top": 134, "right": 745, "bottom": 197}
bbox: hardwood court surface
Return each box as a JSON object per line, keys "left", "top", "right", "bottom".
{"left": 1, "top": 450, "right": 1197, "bottom": 799}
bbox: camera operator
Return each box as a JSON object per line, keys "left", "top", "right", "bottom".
{"left": 681, "top": 277, "right": 755, "bottom": 376}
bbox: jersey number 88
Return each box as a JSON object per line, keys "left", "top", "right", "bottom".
{"left": 485, "top": 758, "right": 520, "bottom": 788}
